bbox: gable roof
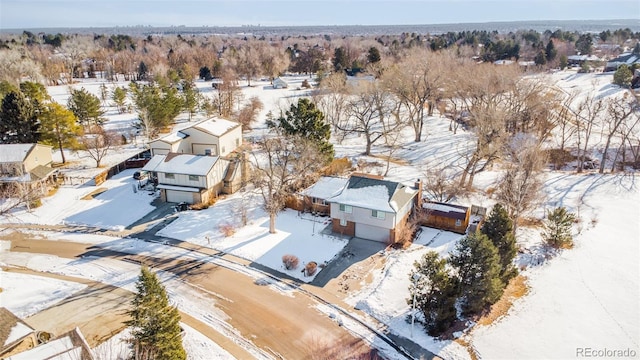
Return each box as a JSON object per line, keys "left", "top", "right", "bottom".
{"left": 7, "top": 327, "right": 94, "bottom": 360}
{"left": 189, "top": 117, "right": 240, "bottom": 137}
{"left": 142, "top": 154, "right": 221, "bottom": 176}
{"left": 329, "top": 175, "right": 417, "bottom": 213}
{"left": 0, "top": 307, "right": 35, "bottom": 355}
{"left": 0, "top": 144, "right": 37, "bottom": 163}
{"left": 301, "top": 176, "right": 348, "bottom": 200}
{"left": 153, "top": 131, "right": 188, "bottom": 145}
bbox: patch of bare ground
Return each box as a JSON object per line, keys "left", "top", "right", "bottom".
{"left": 326, "top": 252, "right": 387, "bottom": 300}
{"left": 518, "top": 217, "right": 543, "bottom": 227}
{"left": 477, "top": 275, "right": 529, "bottom": 326}
{"left": 369, "top": 154, "right": 410, "bottom": 166}
{"left": 81, "top": 187, "right": 108, "bottom": 200}
{"left": 455, "top": 337, "right": 480, "bottom": 360}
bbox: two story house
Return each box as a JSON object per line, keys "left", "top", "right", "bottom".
{"left": 0, "top": 143, "right": 56, "bottom": 194}
{"left": 142, "top": 153, "right": 229, "bottom": 204}
{"left": 148, "top": 117, "right": 242, "bottom": 157}
{"left": 328, "top": 174, "right": 419, "bottom": 243}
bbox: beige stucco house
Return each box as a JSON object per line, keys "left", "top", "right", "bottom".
{"left": 148, "top": 117, "right": 242, "bottom": 157}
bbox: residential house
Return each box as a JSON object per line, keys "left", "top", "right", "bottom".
{"left": 0, "top": 144, "right": 56, "bottom": 194}
{"left": 422, "top": 201, "right": 471, "bottom": 234}
{"left": 298, "top": 176, "right": 348, "bottom": 215}
{"left": 148, "top": 117, "right": 242, "bottom": 157}
{"left": 604, "top": 52, "right": 640, "bottom": 72}
{"left": 6, "top": 327, "right": 94, "bottom": 360}
{"left": 0, "top": 308, "right": 38, "bottom": 358}
{"left": 328, "top": 174, "right": 419, "bottom": 242}
{"left": 142, "top": 153, "right": 229, "bottom": 204}
{"left": 272, "top": 77, "right": 289, "bottom": 89}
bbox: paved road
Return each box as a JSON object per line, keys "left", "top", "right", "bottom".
{"left": 2, "top": 206, "right": 441, "bottom": 360}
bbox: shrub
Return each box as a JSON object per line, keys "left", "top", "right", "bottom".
{"left": 219, "top": 223, "right": 235, "bottom": 237}
{"left": 282, "top": 254, "right": 300, "bottom": 270}
{"left": 301, "top": 79, "right": 311, "bottom": 88}
{"left": 305, "top": 261, "right": 318, "bottom": 276}
{"left": 29, "top": 198, "right": 42, "bottom": 208}
{"left": 542, "top": 207, "right": 576, "bottom": 249}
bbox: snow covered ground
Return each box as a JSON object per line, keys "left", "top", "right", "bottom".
{"left": 1, "top": 70, "right": 639, "bottom": 359}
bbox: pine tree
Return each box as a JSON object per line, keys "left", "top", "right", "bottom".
{"left": 112, "top": 87, "right": 128, "bottom": 114}
{"left": 126, "top": 266, "right": 186, "bottom": 360}
{"left": 542, "top": 207, "right": 576, "bottom": 249}
{"left": 481, "top": 204, "right": 518, "bottom": 283}
{"left": 267, "top": 98, "right": 334, "bottom": 162}
{"left": 0, "top": 91, "right": 39, "bottom": 144}
{"left": 450, "top": 232, "right": 504, "bottom": 315}
{"left": 332, "top": 47, "right": 349, "bottom": 72}
{"left": 534, "top": 50, "right": 547, "bottom": 66}
{"left": 408, "top": 251, "right": 460, "bottom": 336}
{"left": 545, "top": 40, "right": 557, "bottom": 62}
{"left": 367, "top": 46, "right": 381, "bottom": 64}
{"left": 613, "top": 64, "right": 633, "bottom": 88}
{"left": 67, "top": 87, "right": 105, "bottom": 129}
{"left": 39, "top": 102, "right": 81, "bottom": 164}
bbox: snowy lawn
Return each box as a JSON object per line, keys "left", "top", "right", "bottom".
{"left": 0, "top": 269, "right": 87, "bottom": 318}
{"left": 4, "top": 168, "right": 157, "bottom": 230}
{"left": 472, "top": 172, "right": 640, "bottom": 359}
{"left": 157, "top": 191, "right": 349, "bottom": 282}
{"left": 347, "top": 227, "right": 469, "bottom": 360}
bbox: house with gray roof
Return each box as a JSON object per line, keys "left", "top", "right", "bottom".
{"left": 328, "top": 173, "right": 420, "bottom": 243}
{"left": 0, "top": 143, "right": 56, "bottom": 195}
{"left": 148, "top": 117, "right": 242, "bottom": 157}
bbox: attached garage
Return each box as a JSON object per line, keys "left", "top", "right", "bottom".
{"left": 158, "top": 184, "right": 200, "bottom": 204}
{"left": 355, "top": 223, "right": 389, "bottom": 242}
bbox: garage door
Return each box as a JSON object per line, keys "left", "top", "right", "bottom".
{"left": 355, "top": 223, "right": 389, "bottom": 242}
{"left": 166, "top": 190, "right": 194, "bottom": 204}
{"left": 151, "top": 148, "right": 170, "bottom": 156}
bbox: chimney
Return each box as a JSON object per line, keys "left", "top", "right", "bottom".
{"left": 414, "top": 179, "right": 423, "bottom": 209}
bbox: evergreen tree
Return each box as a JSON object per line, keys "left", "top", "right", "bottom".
{"left": 542, "top": 207, "right": 576, "bottom": 249}
{"left": 39, "top": 102, "right": 81, "bottom": 164}
{"left": 367, "top": 46, "right": 381, "bottom": 64}
{"left": 545, "top": 40, "right": 557, "bottom": 62}
{"left": 129, "top": 82, "right": 183, "bottom": 138}
{"left": 613, "top": 64, "right": 633, "bottom": 88}
{"left": 450, "top": 232, "right": 504, "bottom": 315}
{"left": 0, "top": 91, "right": 39, "bottom": 144}
{"left": 332, "top": 47, "right": 349, "bottom": 72}
{"left": 266, "top": 98, "right": 334, "bottom": 162}
{"left": 575, "top": 34, "right": 593, "bottom": 55}
{"left": 138, "top": 61, "right": 148, "bottom": 81}
{"left": 408, "top": 251, "right": 460, "bottom": 336}
{"left": 112, "top": 86, "right": 128, "bottom": 114}
{"left": 481, "top": 204, "right": 518, "bottom": 283}
{"left": 0, "top": 80, "right": 19, "bottom": 100}
{"left": 199, "top": 66, "right": 212, "bottom": 80}
{"left": 181, "top": 80, "right": 200, "bottom": 121}
{"left": 126, "top": 266, "right": 186, "bottom": 360}
{"left": 67, "top": 87, "right": 105, "bottom": 129}
{"left": 534, "top": 50, "right": 547, "bottom": 66}
{"left": 633, "top": 43, "right": 640, "bottom": 55}
{"left": 559, "top": 54, "right": 568, "bottom": 70}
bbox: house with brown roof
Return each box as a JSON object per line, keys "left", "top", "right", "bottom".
{"left": 421, "top": 201, "right": 471, "bottom": 234}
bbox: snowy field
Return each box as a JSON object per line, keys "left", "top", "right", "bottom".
{"left": 1, "top": 70, "right": 639, "bottom": 359}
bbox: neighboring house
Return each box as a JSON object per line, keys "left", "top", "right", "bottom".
{"left": 298, "top": 176, "right": 348, "bottom": 215}
{"left": 567, "top": 54, "right": 601, "bottom": 66}
{"left": 6, "top": 327, "right": 94, "bottom": 360}
{"left": 328, "top": 174, "right": 420, "bottom": 243}
{"left": 422, "top": 201, "right": 471, "bottom": 234}
{"left": 272, "top": 77, "right": 289, "bottom": 89}
{"left": 0, "top": 308, "right": 38, "bottom": 358}
{"left": 142, "top": 153, "right": 230, "bottom": 204}
{"left": 148, "top": 117, "right": 242, "bottom": 157}
{"left": 604, "top": 52, "right": 640, "bottom": 72}
{"left": 0, "top": 144, "right": 56, "bottom": 194}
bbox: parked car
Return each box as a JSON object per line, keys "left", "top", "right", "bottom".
{"left": 133, "top": 170, "right": 148, "bottom": 180}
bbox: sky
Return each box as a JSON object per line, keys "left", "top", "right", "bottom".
{"left": 0, "top": 0, "right": 638, "bottom": 29}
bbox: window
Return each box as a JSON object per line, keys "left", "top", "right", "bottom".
{"left": 221, "top": 146, "right": 226, "bottom": 154}
{"left": 188, "top": 175, "right": 199, "bottom": 181}
{"left": 372, "top": 210, "right": 385, "bottom": 220}
{"left": 455, "top": 219, "right": 462, "bottom": 227}
{"left": 165, "top": 173, "right": 175, "bottom": 179}
{"left": 236, "top": 138, "right": 240, "bottom": 146}
{"left": 312, "top": 197, "right": 328, "bottom": 206}
{"left": 339, "top": 218, "right": 347, "bottom": 226}
{"left": 339, "top": 204, "right": 352, "bottom": 213}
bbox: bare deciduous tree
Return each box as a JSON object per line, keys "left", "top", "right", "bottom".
{"left": 251, "top": 134, "right": 324, "bottom": 233}
{"left": 81, "top": 126, "right": 118, "bottom": 167}
{"left": 496, "top": 134, "right": 547, "bottom": 231}
{"left": 234, "top": 96, "right": 263, "bottom": 131}
{"left": 599, "top": 92, "right": 639, "bottom": 173}
{"left": 573, "top": 91, "right": 605, "bottom": 173}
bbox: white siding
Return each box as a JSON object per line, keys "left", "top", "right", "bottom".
{"left": 218, "top": 126, "right": 242, "bottom": 156}
{"left": 330, "top": 203, "right": 395, "bottom": 230}
{"left": 158, "top": 173, "right": 207, "bottom": 188}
